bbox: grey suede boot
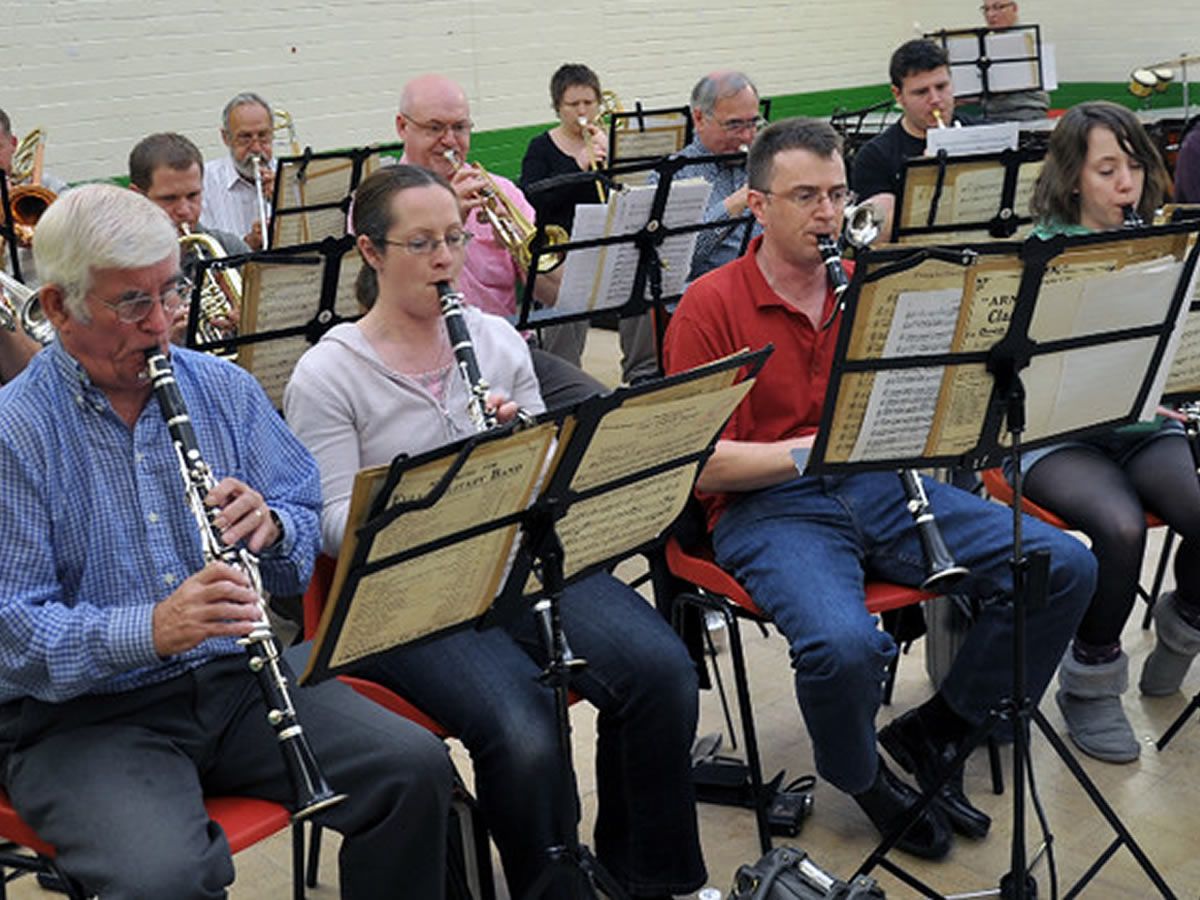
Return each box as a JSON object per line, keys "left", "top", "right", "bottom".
{"left": 1055, "top": 651, "right": 1140, "bottom": 763}
{"left": 1141, "top": 592, "right": 1200, "bottom": 696}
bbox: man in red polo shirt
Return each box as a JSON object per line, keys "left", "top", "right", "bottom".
{"left": 664, "top": 117, "right": 1094, "bottom": 859}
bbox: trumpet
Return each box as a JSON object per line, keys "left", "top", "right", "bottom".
{"left": 0, "top": 269, "right": 55, "bottom": 345}
{"left": 144, "top": 349, "right": 346, "bottom": 821}
{"left": 443, "top": 149, "right": 569, "bottom": 273}
{"left": 250, "top": 154, "right": 270, "bottom": 250}
{"left": 179, "top": 225, "right": 243, "bottom": 353}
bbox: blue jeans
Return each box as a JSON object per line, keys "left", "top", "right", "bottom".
{"left": 713, "top": 472, "right": 1095, "bottom": 795}
{"left": 356, "top": 571, "right": 706, "bottom": 899}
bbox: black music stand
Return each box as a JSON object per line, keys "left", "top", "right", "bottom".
{"left": 185, "top": 234, "right": 361, "bottom": 408}
{"left": 269, "top": 142, "right": 403, "bottom": 248}
{"left": 927, "top": 25, "right": 1045, "bottom": 118}
{"left": 0, "top": 171, "right": 22, "bottom": 282}
{"left": 809, "top": 220, "right": 1200, "bottom": 899}
{"left": 891, "top": 146, "right": 1046, "bottom": 244}
{"left": 517, "top": 151, "right": 755, "bottom": 375}
{"left": 303, "top": 349, "right": 766, "bottom": 899}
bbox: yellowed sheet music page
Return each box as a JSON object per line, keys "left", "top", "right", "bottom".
{"left": 1165, "top": 307, "right": 1200, "bottom": 395}
{"left": 928, "top": 363, "right": 994, "bottom": 456}
{"left": 612, "top": 124, "right": 687, "bottom": 162}
{"left": 956, "top": 260, "right": 1022, "bottom": 352}
{"left": 570, "top": 382, "right": 754, "bottom": 494}
{"left": 826, "top": 372, "right": 874, "bottom": 464}
{"left": 557, "top": 465, "right": 699, "bottom": 580}
{"left": 318, "top": 424, "right": 557, "bottom": 670}
{"left": 1014, "top": 161, "right": 1044, "bottom": 217}
{"left": 237, "top": 259, "right": 323, "bottom": 406}
{"left": 952, "top": 166, "right": 1006, "bottom": 222}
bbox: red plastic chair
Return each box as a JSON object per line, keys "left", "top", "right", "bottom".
{"left": 0, "top": 789, "right": 302, "bottom": 900}
{"left": 979, "top": 468, "right": 1175, "bottom": 627}
{"left": 665, "top": 532, "right": 1008, "bottom": 854}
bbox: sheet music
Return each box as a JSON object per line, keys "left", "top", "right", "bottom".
{"left": 237, "top": 258, "right": 324, "bottom": 405}
{"left": 1164, "top": 306, "right": 1200, "bottom": 395}
{"left": 1029, "top": 256, "right": 1181, "bottom": 342}
{"left": 1150, "top": 260, "right": 1200, "bottom": 404}
{"left": 926, "top": 122, "right": 1019, "bottom": 157}
{"left": 552, "top": 178, "right": 711, "bottom": 316}
{"left": 849, "top": 289, "right": 960, "bottom": 461}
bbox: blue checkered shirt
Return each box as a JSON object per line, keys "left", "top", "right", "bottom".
{"left": 0, "top": 342, "right": 321, "bottom": 704}
{"left": 654, "top": 136, "right": 762, "bottom": 282}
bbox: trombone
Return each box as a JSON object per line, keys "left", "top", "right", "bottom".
{"left": 443, "top": 149, "right": 568, "bottom": 273}
{"left": 577, "top": 116, "right": 608, "bottom": 203}
{"left": 250, "top": 154, "right": 270, "bottom": 250}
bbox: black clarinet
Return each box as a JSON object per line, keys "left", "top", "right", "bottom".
{"left": 816, "top": 234, "right": 850, "bottom": 332}
{"left": 144, "top": 349, "right": 346, "bottom": 822}
{"left": 436, "top": 280, "right": 499, "bottom": 431}
{"left": 1122, "top": 204, "right": 1146, "bottom": 228}
{"left": 898, "top": 470, "right": 970, "bottom": 592}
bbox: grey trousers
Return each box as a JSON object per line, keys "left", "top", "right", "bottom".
{"left": 0, "top": 645, "right": 453, "bottom": 900}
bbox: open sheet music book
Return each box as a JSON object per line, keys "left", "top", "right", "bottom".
{"left": 548, "top": 177, "right": 712, "bottom": 318}
{"left": 301, "top": 349, "right": 764, "bottom": 683}
{"left": 811, "top": 223, "right": 1200, "bottom": 472}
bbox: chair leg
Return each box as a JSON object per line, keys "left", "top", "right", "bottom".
{"left": 305, "top": 823, "right": 322, "bottom": 889}
{"left": 725, "top": 612, "right": 773, "bottom": 856}
{"left": 1142, "top": 529, "right": 1177, "bottom": 630}
{"left": 291, "top": 822, "right": 307, "bottom": 900}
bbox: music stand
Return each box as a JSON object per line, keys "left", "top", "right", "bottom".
{"left": 185, "top": 235, "right": 362, "bottom": 408}
{"left": 302, "top": 349, "right": 768, "bottom": 899}
{"left": 516, "top": 151, "right": 755, "bottom": 374}
{"left": 808, "top": 220, "right": 1200, "bottom": 899}
{"left": 927, "top": 25, "right": 1045, "bottom": 119}
{"left": 0, "top": 171, "right": 22, "bottom": 282}
{"left": 605, "top": 102, "right": 692, "bottom": 187}
{"left": 270, "top": 142, "right": 403, "bottom": 247}
{"left": 891, "top": 146, "right": 1046, "bottom": 245}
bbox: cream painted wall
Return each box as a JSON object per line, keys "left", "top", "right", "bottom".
{"left": 0, "top": 0, "right": 1195, "bottom": 182}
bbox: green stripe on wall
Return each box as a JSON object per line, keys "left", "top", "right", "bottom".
{"left": 470, "top": 81, "right": 1186, "bottom": 178}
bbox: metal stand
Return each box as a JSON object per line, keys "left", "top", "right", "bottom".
{"left": 521, "top": 521, "right": 630, "bottom": 900}
{"left": 855, "top": 366, "right": 1177, "bottom": 899}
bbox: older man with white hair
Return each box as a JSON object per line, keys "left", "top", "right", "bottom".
{"left": 0, "top": 183, "right": 453, "bottom": 899}
{"left": 201, "top": 91, "right": 278, "bottom": 250}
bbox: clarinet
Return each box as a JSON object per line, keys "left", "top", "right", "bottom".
{"left": 814, "top": 240, "right": 969, "bottom": 593}
{"left": 897, "top": 470, "right": 970, "bottom": 592}
{"left": 1122, "top": 204, "right": 1146, "bottom": 229}
{"left": 436, "top": 281, "right": 500, "bottom": 431}
{"left": 816, "top": 235, "right": 850, "bottom": 332}
{"left": 144, "top": 349, "right": 346, "bottom": 822}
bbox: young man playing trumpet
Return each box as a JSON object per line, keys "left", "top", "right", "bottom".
{"left": 201, "top": 91, "right": 277, "bottom": 251}
{"left": 395, "top": 73, "right": 605, "bottom": 408}
{"left": 664, "top": 117, "right": 1095, "bottom": 859}
{"left": 851, "top": 39, "right": 964, "bottom": 240}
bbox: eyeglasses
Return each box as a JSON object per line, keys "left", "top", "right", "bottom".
{"left": 980, "top": 2, "right": 1014, "bottom": 12}
{"left": 760, "top": 187, "right": 855, "bottom": 210}
{"left": 96, "top": 276, "right": 192, "bottom": 324}
{"left": 381, "top": 231, "right": 473, "bottom": 255}
{"left": 403, "top": 117, "right": 474, "bottom": 140}
{"left": 715, "top": 115, "right": 766, "bottom": 134}
{"left": 230, "top": 129, "right": 273, "bottom": 149}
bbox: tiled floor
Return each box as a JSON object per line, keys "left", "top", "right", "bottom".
{"left": 7, "top": 328, "right": 1198, "bottom": 898}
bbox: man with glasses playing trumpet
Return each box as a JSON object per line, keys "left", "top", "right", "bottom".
{"left": 394, "top": 73, "right": 605, "bottom": 408}
{"left": 201, "top": 91, "right": 277, "bottom": 251}
{"left": 664, "top": 117, "right": 1095, "bottom": 861}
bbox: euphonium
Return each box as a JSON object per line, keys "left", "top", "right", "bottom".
{"left": 0, "top": 269, "right": 55, "bottom": 345}
{"left": 144, "top": 348, "right": 346, "bottom": 821}
{"left": 179, "top": 224, "right": 243, "bottom": 350}
{"left": 443, "top": 149, "right": 569, "bottom": 273}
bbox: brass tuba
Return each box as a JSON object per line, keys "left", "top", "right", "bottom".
{"left": 443, "top": 149, "right": 569, "bottom": 273}
{"left": 0, "top": 269, "right": 55, "bottom": 346}
{"left": 179, "top": 225, "right": 243, "bottom": 352}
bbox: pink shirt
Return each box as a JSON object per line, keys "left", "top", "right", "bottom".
{"left": 399, "top": 154, "right": 533, "bottom": 318}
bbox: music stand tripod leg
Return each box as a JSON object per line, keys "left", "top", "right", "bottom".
{"left": 520, "top": 533, "right": 631, "bottom": 900}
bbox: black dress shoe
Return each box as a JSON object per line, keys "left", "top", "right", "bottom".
{"left": 853, "top": 758, "right": 953, "bottom": 860}
{"left": 879, "top": 709, "right": 991, "bottom": 840}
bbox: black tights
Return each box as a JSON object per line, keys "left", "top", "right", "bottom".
{"left": 1023, "top": 435, "right": 1200, "bottom": 647}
